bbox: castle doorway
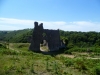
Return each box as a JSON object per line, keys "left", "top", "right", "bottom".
{"left": 40, "top": 40, "right": 49, "bottom": 52}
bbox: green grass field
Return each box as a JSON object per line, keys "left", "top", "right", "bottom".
{"left": 0, "top": 43, "right": 100, "bottom": 75}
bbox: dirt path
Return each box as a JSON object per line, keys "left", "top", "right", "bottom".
{"left": 8, "top": 43, "right": 20, "bottom": 53}
{"left": 58, "top": 53, "right": 100, "bottom": 59}
{"left": 9, "top": 43, "right": 15, "bottom": 50}
{"left": 62, "top": 54, "right": 75, "bottom": 58}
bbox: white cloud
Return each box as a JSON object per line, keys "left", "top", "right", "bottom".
{"left": 0, "top": 24, "right": 21, "bottom": 30}
{"left": 0, "top": 17, "right": 100, "bottom": 32}
{"left": 0, "top": 18, "right": 34, "bottom": 26}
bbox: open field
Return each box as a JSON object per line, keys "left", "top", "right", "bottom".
{"left": 0, "top": 43, "right": 100, "bottom": 75}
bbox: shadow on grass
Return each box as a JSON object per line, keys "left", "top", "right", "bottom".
{"left": 31, "top": 48, "right": 66, "bottom": 57}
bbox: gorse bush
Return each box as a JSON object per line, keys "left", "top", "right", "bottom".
{"left": 17, "top": 43, "right": 29, "bottom": 48}
{"left": 68, "top": 47, "right": 87, "bottom": 52}
{"left": 64, "top": 58, "right": 73, "bottom": 67}
{"left": 66, "top": 47, "right": 100, "bottom": 53}
{"left": 88, "top": 63, "right": 100, "bottom": 75}
{"left": 0, "top": 49, "right": 18, "bottom": 55}
{"left": 74, "top": 58, "right": 87, "bottom": 71}
{"left": 0, "top": 43, "right": 7, "bottom": 49}
{"left": 53, "top": 61, "right": 63, "bottom": 75}
{"left": 64, "top": 50, "right": 72, "bottom": 54}
{"left": 94, "top": 63, "right": 100, "bottom": 75}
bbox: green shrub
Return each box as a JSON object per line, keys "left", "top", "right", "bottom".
{"left": 30, "top": 64, "right": 35, "bottom": 73}
{"left": 64, "top": 58, "right": 73, "bottom": 67}
{"left": 64, "top": 50, "right": 72, "bottom": 54}
{"left": 0, "top": 43, "right": 6, "bottom": 49}
{"left": 94, "top": 63, "right": 100, "bottom": 75}
{"left": 67, "top": 43, "right": 74, "bottom": 49}
{"left": 17, "top": 44, "right": 29, "bottom": 48}
{"left": 74, "top": 58, "right": 87, "bottom": 71}
{"left": 0, "top": 49, "right": 18, "bottom": 55}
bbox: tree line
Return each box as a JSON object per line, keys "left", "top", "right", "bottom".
{"left": 60, "top": 30, "right": 100, "bottom": 47}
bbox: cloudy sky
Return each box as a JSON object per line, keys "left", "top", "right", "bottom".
{"left": 0, "top": 0, "right": 100, "bottom": 32}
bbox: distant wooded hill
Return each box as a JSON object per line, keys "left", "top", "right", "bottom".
{"left": 0, "top": 29, "right": 33, "bottom": 43}
{"left": 0, "top": 29, "right": 100, "bottom": 47}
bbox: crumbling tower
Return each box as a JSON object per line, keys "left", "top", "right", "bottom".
{"left": 29, "top": 22, "right": 65, "bottom": 52}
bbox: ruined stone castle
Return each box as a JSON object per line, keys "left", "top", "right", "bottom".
{"left": 29, "top": 22, "right": 65, "bottom": 52}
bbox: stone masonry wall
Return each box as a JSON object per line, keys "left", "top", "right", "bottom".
{"left": 29, "top": 22, "right": 65, "bottom": 52}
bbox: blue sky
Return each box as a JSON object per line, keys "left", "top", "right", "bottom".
{"left": 0, "top": 0, "right": 100, "bottom": 31}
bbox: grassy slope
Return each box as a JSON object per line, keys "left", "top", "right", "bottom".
{"left": 0, "top": 43, "right": 100, "bottom": 75}
{"left": 0, "top": 29, "right": 32, "bottom": 42}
